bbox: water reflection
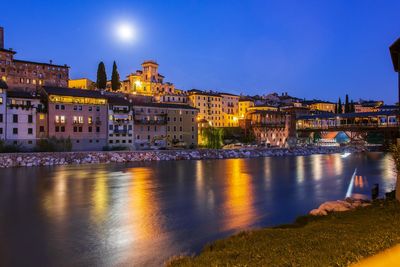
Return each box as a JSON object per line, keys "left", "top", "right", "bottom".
{"left": 222, "top": 159, "right": 257, "bottom": 231}
{"left": 0, "top": 153, "right": 395, "bottom": 267}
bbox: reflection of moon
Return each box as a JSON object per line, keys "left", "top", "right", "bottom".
{"left": 116, "top": 23, "right": 135, "bottom": 42}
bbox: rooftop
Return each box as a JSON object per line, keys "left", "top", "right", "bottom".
{"left": 43, "top": 87, "right": 106, "bottom": 99}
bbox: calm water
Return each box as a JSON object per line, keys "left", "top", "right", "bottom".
{"left": 0, "top": 152, "right": 396, "bottom": 266}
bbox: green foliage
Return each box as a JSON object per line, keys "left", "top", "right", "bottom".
{"left": 35, "top": 137, "right": 72, "bottom": 152}
{"left": 337, "top": 97, "right": 343, "bottom": 114}
{"left": 0, "top": 140, "right": 22, "bottom": 153}
{"left": 168, "top": 200, "right": 400, "bottom": 267}
{"left": 111, "top": 61, "right": 121, "bottom": 91}
{"left": 201, "top": 127, "right": 224, "bottom": 149}
{"left": 345, "top": 94, "right": 350, "bottom": 113}
{"left": 96, "top": 61, "right": 107, "bottom": 89}
{"left": 221, "top": 127, "right": 255, "bottom": 144}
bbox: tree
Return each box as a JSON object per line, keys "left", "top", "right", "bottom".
{"left": 96, "top": 61, "right": 107, "bottom": 89}
{"left": 201, "top": 127, "right": 224, "bottom": 149}
{"left": 350, "top": 100, "right": 355, "bottom": 113}
{"left": 111, "top": 61, "right": 121, "bottom": 91}
{"left": 344, "top": 94, "right": 350, "bottom": 113}
{"left": 337, "top": 98, "right": 343, "bottom": 114}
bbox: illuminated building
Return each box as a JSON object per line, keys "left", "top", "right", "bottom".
{"left": 221, "top": 93, "right": 239, "bottom": 127}
{"left": 354, "top": 100, "right": 383, "bottom": 113}
{"left": 0, "top": 27, "right": 69, "bottom": 91}
{"left": 118, "top": 60, "right": 175, "bottom": 96}
{"left": 302, "top": 100, "right": 336, "bottom": 113}
{"left": 187, "top": 89, "right": 223, "bottom": 127}
{"left": 242, "top": 110, "right": 291, "bottom": 147}
{"left": 107, "top": 96, "right": 134, "bottom": 149}
{"left": 5, "top": 91, "right": 43, "bottom": 148}
{"left": 238, "top": 98, "right": 254, "bottom": 118}
{"left": 132, "top": 102, "right": 198, "bottom": 149}
{"left": 68, "top": 78, "right": 95, "bottom": 89}
{"left": 154, "top": 92, "right": 188, "bottom": 104}
{"left": 43, "top": 87, "right": 108, "bottom": 151}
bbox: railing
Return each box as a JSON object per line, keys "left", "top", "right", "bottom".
{"left": 113, "top": 129, "right": 129, "bottom": 134}
{"left": 113, "top": 108, "right": 130, "bottom": 114}
{"left": 134, "top": 119, "right": 167, "bottom": 125}
{"left": 251, "top": 122, "right": 286, "bottom": 128}
{"left": 297, "top": 122, "right": 400, "bottom": 130}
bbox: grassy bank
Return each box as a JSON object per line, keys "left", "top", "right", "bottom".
{"left": 168, "top": 201, "right": 400, "bottom": 267}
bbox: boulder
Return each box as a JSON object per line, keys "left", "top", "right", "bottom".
{"left": 309, "top": 208, "right": 328, "bottom": 216}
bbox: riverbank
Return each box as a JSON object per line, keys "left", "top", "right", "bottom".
{"left": 0, "top": 146, "right": 366, "bottom": 168}
{"left": 167, "top": 200, "right": 400, "bottom": 267}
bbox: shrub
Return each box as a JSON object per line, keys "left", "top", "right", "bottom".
{"left": 35, "top": 137, "right": 72, "bottom": 152}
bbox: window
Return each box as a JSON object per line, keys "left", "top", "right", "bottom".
{"left": 73, "top": 127, "right": 77, "bottom": 132}
{"left": 78, "top": 106, "right": 82, "bottom": 111}
{"left": 78, "top": 127, "right": 82, "bottom": 132}
{"left": 55, "top": 104, "right": 59, "bottom": 110}
{"left": 13, "top": 114, "right": 18, "bottom": 123}
{"left": 96, "top": 106, "right": 100, "bottom": 111}
{"left": 73, "top": 106, "right": 77, "bottom": 111}
{"left": 61, "top": 126, "right": 65, "bottom": 132}
{"left": 88, "top": 116, "right": 93, "bottom": 124}
{"left": 40, "top": 126, "right": 45, "bottom": 132}
{"left": 28, "top": 115, "right": 33, "bottom": 123}
{"left": 89, "top": 106, "right": 92, "bottom": 111}
{"left": 0, "top": 128, "right": 2, "bottom": 134}
{"left": 61, "top": 105, "right": 65, "bottom": 110}
{"left": 13, "top": 128, "right": 18, "bottom": 134}
{"left": 0, "top": 114, "right": 2, "bottom": 123}
{"left": 39, "top": 114, "right": 45, "bottom": 120}
{"left": 55, "top": 126, "right": 60, "bottom": 132}
{"left": 28, "top": 128, "right": 33, "bottom": 135}
{"left": 96, "top": 127, "right": 100, "bottom": 132}
{"left": 88, "top": 126, "right": 92, "bottom": 132}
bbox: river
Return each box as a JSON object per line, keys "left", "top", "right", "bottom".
{"left": 0, "top": 152, "right": 395, "bottom": 266}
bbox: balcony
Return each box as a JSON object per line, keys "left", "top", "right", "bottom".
{"left": 251, "top": 122, "right": 286, "bottom": 128}
{"left": 113, "top": 129, "right": 129, "bottom": 134}
{"left": 113, "top": 108, "right": 130, "bottom": 114}
{"left": 134, "top": 119, "right": 167, "bottom": 125}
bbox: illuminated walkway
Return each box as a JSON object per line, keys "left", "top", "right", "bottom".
{"left": 351, "top": 244, "right": 400, "bottom": 267}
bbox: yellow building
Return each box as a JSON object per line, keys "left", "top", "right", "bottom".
{"left": 305, "top": 101, "right": 336, "bottom": 113}
{"left": 68, "top": 78, "right": 94, "bottom": 89}
{"left": 248, "top": 105, "right": 278, "bottom": 112}
{"left": 188, "top": 89, "right": 223, "bottom": 127}
{"left": 119, "top": 60, "right": 175, "bottom": 96}
{"left": 221, "top": 93, "right": 240, "bottom": 127}
{"left": 239, "top": 98, "right": 255, "bottom": 118}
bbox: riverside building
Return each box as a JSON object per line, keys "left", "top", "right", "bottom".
{"left": 107, "top": 96, "right": 134, "bottom": 149}
{"left": 43, "top": 87, "right": 108, "bottom": 151}
{"left": 5, "top": 91, "right": 43, "bottom": 149}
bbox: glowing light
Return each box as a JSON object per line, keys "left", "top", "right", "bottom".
{"left": 115, "top": 22, "right": 136, "bottom": 42}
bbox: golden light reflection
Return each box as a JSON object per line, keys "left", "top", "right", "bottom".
{"left": 296, "top": 156, "right": 305, "bottom": 184}
{"left": 127, "top": 167, "right": 162, "bottom": 240}
{"left": 42, "top": 169, "right": 68, "bottom": 221}
{"left": 334, "top": 154, "right": 343, "bottom": 176}
{"left": 91, "top": 171, "right": 109, "bottom": 223}
{"left": 222, "top": 159, "right": 256, "bottom": 231}
{"left": 312, "top": 155, "right": 323, "bottom": 181}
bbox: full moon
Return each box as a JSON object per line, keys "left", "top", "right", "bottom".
{"left": 115, "top": 23, "right": 135, "bottom": 42}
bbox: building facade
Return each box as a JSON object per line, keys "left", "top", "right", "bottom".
{"left": 221, "top": 93, "right": 239, "bottom": 127}
{"left": 118, "top": 61, "right": 175, "bottom": 96}
{"left": 188, "top": 89, "right": 223, "bottom": 127}
{"left": 44, "top": 87, "right": 108, "bottom": 151}
{"left": 0, "top": 27, "right": 69, "bottom": 91}
{"left": 0, "top": 85, "right": 5, "bottom": 139}
{"left": 107, "top": 96, "right": 134, "bottom": 149}
{"left": 5, "top": 91, "right": 42, "bottom": 149}
{"left": 165, "top": 104, "right": 198, "bottom": 148}
{"left": 68, "top": 78, "right": 95, "bottom": 89}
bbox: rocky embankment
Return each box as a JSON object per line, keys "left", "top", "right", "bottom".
{"left": 309, "top": 198, "right": 371, "bottom": 216}
{"left": 0, "top": 146, "right": 366, "bottom": 168}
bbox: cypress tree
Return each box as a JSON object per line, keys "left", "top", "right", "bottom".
{"left": 111, "top": 61, "right": 121, "bottom": 91}
{"left": 338, "top": 98, "right": 343, "bottom": 114}
{"left": 345, "top": 94, "right": 350, "bottom": 113}
{"left": 96, "top": 61, "right": 107, "bottom": 90}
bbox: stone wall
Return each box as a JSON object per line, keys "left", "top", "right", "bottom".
{"left": 0, "top": 146, "right": 366, "bottom": 168}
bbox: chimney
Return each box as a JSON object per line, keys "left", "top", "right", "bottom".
{"left": 0, "top": 27, "right": 4, "bottom": 49}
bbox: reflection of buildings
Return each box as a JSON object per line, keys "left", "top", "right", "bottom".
{"left": 222, "top": 159, "right": 256, "bottom": 231}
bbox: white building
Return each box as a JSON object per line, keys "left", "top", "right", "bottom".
{"left": 107, "top": 96, "right": 134, "bottom": 149}
{"left": 0, "top": 85, "right": 6, "bottom": 140}
{"left": 6, "top": 91, "right": 42, "bottom": 149}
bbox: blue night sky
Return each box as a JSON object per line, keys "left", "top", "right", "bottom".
{"left": 1, "top": 0, "right": 400, "bottom": 103}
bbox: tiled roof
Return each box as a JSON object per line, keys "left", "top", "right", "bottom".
{"left": 14, "top": 59, "right": 69, "bottom": 68}
{"left": 7, "top": 90, "right": 41, "bottom": 99}
{"left": 43, "top": 87, "right": 106, "bottom": 99}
